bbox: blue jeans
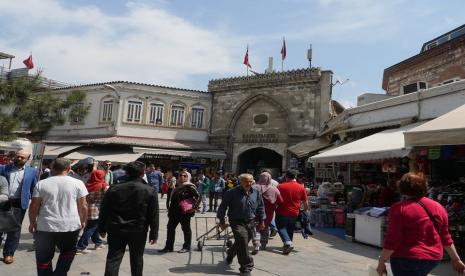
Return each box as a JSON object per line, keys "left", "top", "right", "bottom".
{"left": 269, "top": 219, "right": 276, "bottom": 231}
{"left": 1, "top": 207, "right": 26, "bottom": 257}
{"left": 390, "top": 257, "right": 439, "bottom": 276}
{"left": 275, "top": 215, "right": 297, "bottom": 245}
{"left": 76, "top": 219, "right": 102, "bottom": 250}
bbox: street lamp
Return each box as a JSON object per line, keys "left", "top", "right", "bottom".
{"left": 103, "top": 83, "right": 123, "bottom": 134}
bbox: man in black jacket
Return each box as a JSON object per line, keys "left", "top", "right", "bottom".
{"left": 98, "top": 161, "right": 159, "bottom": 276}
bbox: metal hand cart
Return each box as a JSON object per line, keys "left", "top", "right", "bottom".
{"left": 194, "top": 216, "right": 233, "bottom": 251}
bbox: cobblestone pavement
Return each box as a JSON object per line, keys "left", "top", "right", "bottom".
{"left": 0, "top": 196, "right": 454, "bottom": 275}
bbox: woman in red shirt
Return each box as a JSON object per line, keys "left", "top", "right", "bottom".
{"left": 377, "top": 172, "right": 465, "bottom": 275}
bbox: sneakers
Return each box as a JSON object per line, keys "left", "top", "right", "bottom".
{"left": 94, "top": 244, "right": 106, "bottom": 250}
{"left": 270, "top": 229, "right": 278, "bottom": 237}
{"left": 177, "top": 248, "right": 190, "bottom": 253}
{"left": 259, "top": 244, "right": 267, "bottom": 250}
{"left": 76, "top": 249, "right": 91, "bottom": 255}
{"left": 283, "top": 244, "right": 294, "bottom": 255}
{"left": 251, "top": 245, "right": 259, "bottom": 255}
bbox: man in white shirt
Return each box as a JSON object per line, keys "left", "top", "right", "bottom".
{"left": 28, "top": 158, "right": 88, "bottom": 276}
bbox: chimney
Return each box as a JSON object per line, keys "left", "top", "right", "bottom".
{"left": 265, "top": 57, "right": 274, "bottom": 73}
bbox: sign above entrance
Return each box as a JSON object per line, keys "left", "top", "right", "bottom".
{"left": 242, "top": 133, "right": 278, "bottom": 143}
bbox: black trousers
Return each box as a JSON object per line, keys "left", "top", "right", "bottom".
{"left": 35, "top": 230, "right": 80, "bottom": 276}
{"left": 165, "top": 215, "right": 192, "bottom": 250}
{"left": 228, "top": 221, "right": 255, "bottom": 273}
{"left": 104, "top": 231, "right": 147, "bottom": 276}
{"left": 208, "top": 191, "right": 220, "bottom": 211}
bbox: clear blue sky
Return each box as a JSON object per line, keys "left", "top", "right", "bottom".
{"left": 1, "top": 0, "right": 464, "bottom": 107}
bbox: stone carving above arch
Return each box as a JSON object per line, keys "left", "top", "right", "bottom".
{"left": 228, "top": 94, "right": 289, "bottom": 132}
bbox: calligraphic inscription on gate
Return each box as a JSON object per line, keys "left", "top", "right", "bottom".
{"left": 242, "top": 133, "right": 278, "bottom": 143}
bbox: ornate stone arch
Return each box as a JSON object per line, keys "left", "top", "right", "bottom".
{"left": 228, "top": 94, "right": 289, "bottom": 132}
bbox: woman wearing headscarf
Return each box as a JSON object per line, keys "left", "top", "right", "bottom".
{"left": 76, "top": 170, "right": 107, "bottom": 254}
{"left": 252, "top": 171, "right": 283, "bottom": 253}
{"left": 377, "top": 172, "right": 465, "bottom": 275}
{"left": 159, "top": 171, "right": 200, "bottom": 253}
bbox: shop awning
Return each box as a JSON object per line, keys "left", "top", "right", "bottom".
{"left": 43, "top": 145, "right": 81, "bottom": 158}
{"left": 64, "top": 148, "right": 143, "bottom": 163}
{"left": 133, "top": 147, "right": 227, "bottom": 160}
{"left": 334, "top": 117, "right": 414, "bottom": 134}
{"left": 288, "top": 138, "right": 331, "bottom": 158}
{"left": 404, "top": 104, "right": 465, "bottom": 146}
{"left": 309, "top": 123, "right": 424, "bottom": 163}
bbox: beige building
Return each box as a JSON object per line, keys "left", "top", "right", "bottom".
{"left": 45, "top": 81, "right": 225, "bottom": 170}
{"left": 209, "top": 68, "right": 333, "bottom": 174}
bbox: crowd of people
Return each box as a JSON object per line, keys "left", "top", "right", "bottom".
{"left": 1, "top": 148, "right": 465, "bottom": 275}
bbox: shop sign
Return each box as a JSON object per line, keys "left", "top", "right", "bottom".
{"left": 316, "top": 168, "right": 333, "bottom": 179}
{"left": 382, "top": 161, "right": 397, "bottom": 173}
{"left": 428, "top": 147, "right": 441, "bottom": 160}
{"left": 242, "top": 133, "right": 278, "bottom": 143}
{"left": 143, "top": 153, "right": 180, "bottom": 161}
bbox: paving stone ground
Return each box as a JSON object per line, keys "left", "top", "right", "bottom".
{"left": 0, "top": 196, "right": 454, "bottom": 275}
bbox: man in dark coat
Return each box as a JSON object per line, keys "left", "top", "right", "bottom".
{"left": 98, "top": 161, "right": 159, "bottom": 276}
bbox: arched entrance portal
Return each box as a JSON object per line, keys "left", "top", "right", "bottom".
{"left": 237, "top": 147, "right": 282, "bottom": 176}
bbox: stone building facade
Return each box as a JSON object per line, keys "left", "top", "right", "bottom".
{"left": 383, "top": 24, "right": 465, "bottom": 96}
{"left": 209, "top": 68, "right": 332, "bottom": 174}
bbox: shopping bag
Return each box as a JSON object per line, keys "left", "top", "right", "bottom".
{"left": 0, "top": 202, "right": 22, "bottom": 232}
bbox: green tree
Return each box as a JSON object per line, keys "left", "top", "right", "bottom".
{"left": 0, "top": 73, "right": 90, "bottom": 141}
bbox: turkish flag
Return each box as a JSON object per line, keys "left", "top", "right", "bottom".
{"left": 23, "top": 54, "right": 34, "bottom": 69}
{"left": 281, "top": 38, "right": 286, "bottom": 60}
{"left": 243, "top": 46, "right": 251, "bottom": 68}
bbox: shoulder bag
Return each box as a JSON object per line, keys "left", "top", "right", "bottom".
{"left": 416, "top": 199, "right": 440, "bottom": 233}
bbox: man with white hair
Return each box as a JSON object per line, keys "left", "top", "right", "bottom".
{"left": 0, "top": 148, "right": 39, "bottom": 264}
{"left": 217, "top": 173, "right": 265, "bottom": 276}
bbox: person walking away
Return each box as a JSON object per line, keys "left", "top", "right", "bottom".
{"left": 0, "top": 148, "right": 39, "bottom": 264}
{"left": 217, "top": 173, "right": 265, "bottom": 276}
{"left": 159, "top": 171, "right": 200, "bottom": 253}
{"left": 252, "top": 172, "right": 283, "bottom": 254}
{"left": 275, "top": 170, "right": 308, "bottom": 255}
{"left": 197, "top": 172, "right": 210, "bottom": 214}
{"left": 111, "top": 165, "right": 125, "bottom": 183}
{"left": 76, "top": 170, "right": 107, "bottom": 254}
{"left": 146, "top": 164, "right": 163, "bottom": 194}
{"left": 98, "top": 161, "right": 159, "bottom": 276}
{"left": 377, "top": 172, "right": 465, "bottom": 276}
{"left": 209, "top": 173, "right": 225, "bottom": 212}
{"left": 28, "top": 158, "right": 88, "bottom": 276}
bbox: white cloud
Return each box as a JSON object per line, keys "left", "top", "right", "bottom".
{"left": 0, "top": 0, "right": 240, "bottom": 89}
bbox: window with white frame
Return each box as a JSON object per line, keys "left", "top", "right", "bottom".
{"left": 148, "top": 102, "right": 164, "bottom": 125}
{"left": 190, "top": 107, "right": 204, "bottom": 128}
{"left": 101, "top": 100, "right": 114, "bottom": 122}
{"left": 170, "top": 104, "right": 185, "bottom": 126}
{"left": 126, "top": 100, "right": 143, "bottom": 122}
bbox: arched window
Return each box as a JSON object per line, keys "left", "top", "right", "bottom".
{"left": 170, "top": 103, "right": 185, "bottom": 127}
{"left": 148, "top": 101, "right": 164, "bottom": 125}
{"left": 190, "top": 105, "right": 205, "bottom": 128}
{"left": 126, "top": 98, "right": 143, "bottom": 123}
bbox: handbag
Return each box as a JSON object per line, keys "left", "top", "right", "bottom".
{"left": 179, "top": 198, "right": 196, "bottom": 214}
{"left": 0, "top": 202, "right": 22, "bottom": 232}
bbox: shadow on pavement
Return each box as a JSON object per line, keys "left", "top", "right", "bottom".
{"left": 169, "top": 263, "right": 239, "bottom": 275}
